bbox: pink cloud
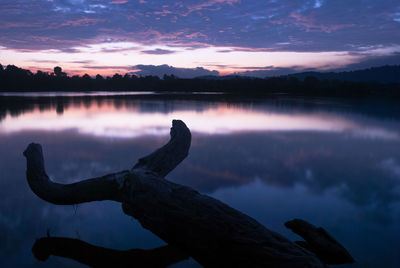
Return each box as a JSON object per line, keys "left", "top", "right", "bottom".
{"left": 110, "top": 0, "right": 128, "bottom": 4}
{"left": 60, "top": 18, "right": 105, "bottom": 27}
{"left": 185, "top": 32, "right": 208, "bottom": 39}
{"left": 289, "top": 12, "right": 354, "bottom": 33}
{"left": 0, "top": 22, "right": 42, "bottom": 29}
{"left": 154, "top": 10, "right": 173, "bottom": 16}
{"left": 183, "top": 0, "right": 241, "bottom": 16}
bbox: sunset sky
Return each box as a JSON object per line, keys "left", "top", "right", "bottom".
{"left": 0, "top": 0, "right": 399, "bottom": 77}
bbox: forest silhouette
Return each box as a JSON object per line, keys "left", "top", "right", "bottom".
{"left": 0, "top": 64, "right": 399, "bottom": 97}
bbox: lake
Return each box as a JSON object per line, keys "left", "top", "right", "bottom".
{"left": 0, "top": 92, "right": 399, "bottom": 267}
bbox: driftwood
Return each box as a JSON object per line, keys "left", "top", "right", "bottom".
{"left": 285, "top": 219, "right": 355, "bottom": 265}
{"left": 24, "top": 120, "right": 353, "bottom": 267}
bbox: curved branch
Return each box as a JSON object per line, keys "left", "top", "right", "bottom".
{"left": 32, "top": 237, "right": 189, "bottom": 268}
{"left": 132, "top": 119, "right": 191, "bottom": 177}
{"left": 23, "top": 120, "right": 191, "bottom": 204}
{"left": 23, "top": 143, "right": 128, "bottom": 205}
{"left": 285, "top": 219, "right": 355, "bottom": 264}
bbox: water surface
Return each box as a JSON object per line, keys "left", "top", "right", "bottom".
{"left": 0, "top": 92, "right": 399, "bottom": 267}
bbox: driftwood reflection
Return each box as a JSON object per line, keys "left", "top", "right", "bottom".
{"left": 32, "top": 237, "right": 189, "bottom": 268}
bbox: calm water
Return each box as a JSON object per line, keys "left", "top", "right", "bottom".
{"left": 0, "top": 92, "right": 399, "bottom": 267}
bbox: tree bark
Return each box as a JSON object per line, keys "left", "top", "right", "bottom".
{"left": 24, "top": 120, "right": 353, "bottom": 267}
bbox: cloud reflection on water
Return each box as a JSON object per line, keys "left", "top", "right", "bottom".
{"left": 0, "top": 101, "right": 399, "bottom": 141}
{"left": 0, "top": 95, "right": 399, "bottom": 267}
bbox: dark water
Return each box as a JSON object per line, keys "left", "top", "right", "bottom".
{"left": 0, "top": 92, "right": 399, "bottom": 267}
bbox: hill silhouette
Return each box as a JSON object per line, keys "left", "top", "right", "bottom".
{"left": 285, "top": 65, "right": 400, "bottom": 83}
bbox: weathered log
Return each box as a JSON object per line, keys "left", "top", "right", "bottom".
{"left": 285, "top": 219, "right": 355, "bottom": 265}
{"left": 24, "top": 120, "right": 352, "bottom": 267}
{"left": 32, "top": 237, "right": 188, "bottom": 268}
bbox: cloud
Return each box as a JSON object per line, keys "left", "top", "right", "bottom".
{"left": 81, "top": 65, "right": 133, "bottom": 70}
{"left": 289, "top": 12, "right": 354, "bottom": 33}
{"left": 60, "top": 18, "right": 105, "bottom": 27}
{"left": 111, "top": 0, "right": 128, "bottom": 4}
{"left": 183, "top": 0, "right": 241, "bottom": 15}
{"left": 55, "top": 47, "right": 82, "bottom": 53}
{"left": 381, "top": 158, "right": 400, "bottom": 178}
{"left": 69, "top": 60, "right": 95, "bottom": 64}
{"left": 234, "top": 66, "right": 309, "bottom": 78}
{"left": 334, "top": 52, "right": 400, "bottom": 71}
{"left": 201, "top": 64, "right": 312, "bottom": 78}
{"left": 0, "top": 0, "right": 399, "bottom": 73}
{"left": 140, "top": 48, "right": 177, "bottom": 55}
{"left": 0, "top": 0, "right": 397, "bottom": 52}
{"left": 29, "top": 59, "right": 60, "bottom": 64}
{"left": 98, "top": 46, "right": 139, "bottom": 53}
{"left": 314, "top": 0, "right": 324, "bottom": 9}
{"left": 133, "top": 64, "right": 219, "bottom": 78}
{"left": 216, "top": 49, "right": 233, "bottom": 53}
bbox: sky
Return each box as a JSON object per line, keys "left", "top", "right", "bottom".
{"left": 0, "top": 0, "right": 399, "bottom": 77}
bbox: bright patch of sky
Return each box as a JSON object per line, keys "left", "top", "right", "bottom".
{"left": 393, "top": 13, "right": 400, "bottom": 22}
{"left": 314, "top": 0, "right": 323, "bottom": 8}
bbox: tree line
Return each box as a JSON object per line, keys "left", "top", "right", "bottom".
{"left": 0, "top": 64, "right": 399, "bottom": 97}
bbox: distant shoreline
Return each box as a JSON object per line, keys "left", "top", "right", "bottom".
{"left": 1, "top": 64, "right": 399, "bottom": 98}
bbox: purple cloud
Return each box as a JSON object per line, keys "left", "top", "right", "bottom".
{"left": 111, "top": 0, "right": 129, "bottom": 4}
{"left": 0, "top": 0, "right": 398, "bottom": 53}
{"left": 81, "top": 65, "right": 133, "bottom": 70}
{"left": 0, "top": 0, "right": 399, "bottom": 72}
{"left": 133, "top": 64, "right": 219, "bottom": 78}
{"left": 140, "top": 48, "right": 177, "bottom": 55}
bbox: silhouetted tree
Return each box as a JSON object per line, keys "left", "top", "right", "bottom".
{"left": 82, "top": 74, "right": 90, "bottom": 79}
{"left": 54, "top": 66, "right": 62, "bottom": 76}
{"left": 163, "top": 74, "right": 176, "bottom": 80}
{"left": 112, "top": 73, "right": 122, "bottom": 80}
{"left": 53, "top": 66, "right": 66, "bottom": 77}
